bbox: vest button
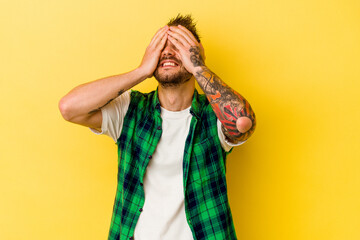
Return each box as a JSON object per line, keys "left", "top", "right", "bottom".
{"left": 148, "top": 155, "right": 152, "bottom": 159}
{"left": 140, "top": 182, "right": 143, "bottom": 186}
{"left": 139, "top": 208, "right": 143, "bottom": 212}
{"left": 129, "top": 237, "right": 134, "bottom": 240}
{"left": 157, "top": 126, "right": 161, "bottom": 130}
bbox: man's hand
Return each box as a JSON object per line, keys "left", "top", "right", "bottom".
{"left": 167, "top": 25, "right": 206, "bottom": 75}
{"left": 138, "top": 25, "right": 169, "bottom": 79}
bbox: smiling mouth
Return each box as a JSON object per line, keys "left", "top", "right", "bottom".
{"left": 162, "top": 62, "right": 178, "bottom": 67}
{"left": 159, "top": 60, "right": 180, "bottom": 68}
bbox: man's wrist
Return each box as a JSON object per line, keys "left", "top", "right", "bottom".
{"left": 192, "top": 65, "right": 207, "bottom": 76}
{"left": 134, "top": 67, "right": 150, "bottom": 82}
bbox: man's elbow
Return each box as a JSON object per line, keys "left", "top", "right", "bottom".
{"left": 58, "top": 97, "right": 75, "bottom": 122}
{"left": 236, "top": 116, "right": 253, "bottom": 133}
{"left": 227, "top": 116, "right": 256, "bottom": 143}
{"left": 221, "top": 116, "right": 256, "bottom": 144}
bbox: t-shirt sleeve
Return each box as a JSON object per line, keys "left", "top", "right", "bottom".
{"left": 89, "top": 90, "right": 131, "bottom": 142}
{"left": 217, "top": 119, "right": 246, "bottom": 152}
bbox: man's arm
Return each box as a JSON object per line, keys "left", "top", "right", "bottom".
{"left": 193, "top": 66, "right": 256, "bottom": 143}
{"left": 59, "top": 25, "right": 169, "bottom": 129}
{"left": 58, "top": 69, "right": 146, "bottom": 129}
{"left": 167, "top": 25, "right": 256, "bottom": 143}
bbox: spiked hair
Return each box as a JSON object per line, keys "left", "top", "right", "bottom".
{"left": 167, "top": 14, "right": 201, "bottom": 43}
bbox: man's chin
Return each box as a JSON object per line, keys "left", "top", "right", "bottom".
{"left": 154, "top": 69, "right": 192, "bottom": 88}
{"left": 155, "top": 76, "right": 192, "bottom": 88}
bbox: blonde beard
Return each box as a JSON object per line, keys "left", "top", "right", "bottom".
{"left": 154, "top": 67, "right": 192, "bottom": 88}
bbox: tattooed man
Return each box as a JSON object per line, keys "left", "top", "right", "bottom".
{"left": 59, "top": 14, "right": 256, "bottom": 240}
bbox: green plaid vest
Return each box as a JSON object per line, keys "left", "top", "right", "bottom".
{"left": 109, "top": 88, "right": 237, "bottom": 240}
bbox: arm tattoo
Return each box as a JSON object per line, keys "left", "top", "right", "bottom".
{"left": 88, "top": 90, "right": 125, "bottom": 114}
{"left": 195, "top": 68, "right": 256, "bottom": 142}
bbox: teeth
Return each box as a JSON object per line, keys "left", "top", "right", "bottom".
{"left": 163, "top": 62, "right": 176, "bottom": 67}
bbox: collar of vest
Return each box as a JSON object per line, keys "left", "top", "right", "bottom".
{"left": 151, "top": 87, "right": 202, "bottom": 119}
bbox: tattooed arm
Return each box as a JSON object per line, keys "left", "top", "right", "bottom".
{"left": 194, "top": 67, "right": 256, "bottom": 142}
{"left": 59, "top": 25, "right": 169, "bottom": 129}
{"left": 167, "top": 25, "right": 256, "bottom": 143}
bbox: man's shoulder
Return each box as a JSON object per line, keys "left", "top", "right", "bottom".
{"left": 129, "top": 89, "right": 157, "bottom": 104}
{"left": 126, "top": 89, "right": 159, "bottom": 117}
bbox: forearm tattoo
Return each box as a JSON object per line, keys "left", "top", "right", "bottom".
{"left": 88, "top": 90, "right": 124, "bottom": 114}
{"left": 194, "top": 67, "right": 256, "bottom": 142}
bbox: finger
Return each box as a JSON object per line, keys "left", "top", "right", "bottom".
{"left": 169, "top": 26, "right": 195, "bottom": 46}
{"left": 150, "top": 31, "right": 168, "bottom": 51}
{"left": 149, "top": 27, "right": 164, "bottom": 45}
{"left": 177, "top": 25, "right": 199, "bottom": 44}
{"left": 156, "top": 32, "right": 168, "bottom": 51}
{"left": 167, "top": 34, "right": 184, "bottom": 52}
{"left": 150, "top": 25, "right": 167, "bottom": 41}
{"left": 167, "top": 29, "right": 190, "bottom": 48}
{"left": 150, "top": 26, "right": 168, "bottom": 46}
{"left": 149, "top": 25, "right": 168, "bottom": 46}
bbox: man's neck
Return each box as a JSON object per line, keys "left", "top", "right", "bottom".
{"left": 158, "top": 77, "right": 195, "bottom": 111}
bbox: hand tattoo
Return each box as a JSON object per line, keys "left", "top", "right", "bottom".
{"left": 189, "top": 46, "right": 204, "bottom": 67}
{"left": 195, "top": 68, "right": 256, "bottom": 142}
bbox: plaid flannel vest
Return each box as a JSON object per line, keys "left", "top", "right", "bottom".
{"left": 108, "top": 88, "right": 237, "bottom": 240}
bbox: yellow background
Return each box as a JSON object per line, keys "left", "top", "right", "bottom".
{"left": 1, "top": 0, "right": 359, "bottom": 239}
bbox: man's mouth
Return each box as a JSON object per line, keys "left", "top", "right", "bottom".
{"left": 159, "top": 60, "right": 179, "bottom": 68}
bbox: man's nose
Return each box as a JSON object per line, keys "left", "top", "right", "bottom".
{"left": 161, "top": 40, "right": 176, "bottom": 57}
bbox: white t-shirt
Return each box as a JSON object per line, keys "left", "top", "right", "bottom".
{"left": 90, "top": 90, "right": 245, "bottom": 240}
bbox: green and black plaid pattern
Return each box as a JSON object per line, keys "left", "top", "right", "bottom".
{"left": 108, "top": 89, "right": 237, "bottom": 240}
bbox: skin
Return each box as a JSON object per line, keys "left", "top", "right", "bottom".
{"left": 59, "top": 24, "right": 255, "bottom": 143}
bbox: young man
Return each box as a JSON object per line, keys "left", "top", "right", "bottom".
{"left": 59, "top": 14, "right": 256, "bottom": 240}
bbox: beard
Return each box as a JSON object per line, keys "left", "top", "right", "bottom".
{"left": 153, "top": 58, "right": 192, "bottom": 88}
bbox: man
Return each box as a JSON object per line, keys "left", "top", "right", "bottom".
{"left": 59, "top": 14, "right": 256, "bottom": 240}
